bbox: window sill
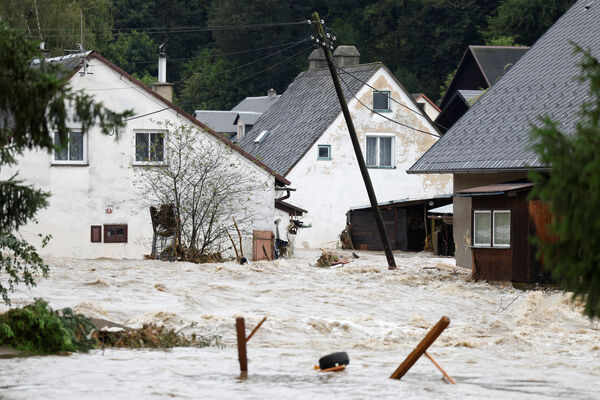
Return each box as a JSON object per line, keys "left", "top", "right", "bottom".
{"left": 373, "top": 109, "right": 392, "bottom": 113}
{"left": 470, "top": 245, "right": 511, "bottom": 249}
{"left": 317, "top": 157, "right": 331, "bottom": 161}
{"left": 132, "top": 161, "right": 168, "bottom": 167}
{"left": 51, "top": 162, "right": 89, "bottom": 167}
{"left": 367, "top": 166, "right": 396, "bottom": 169}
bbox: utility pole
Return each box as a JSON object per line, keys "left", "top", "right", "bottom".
{"left": 311, "top": 12, "right": 396, "bottom": 270}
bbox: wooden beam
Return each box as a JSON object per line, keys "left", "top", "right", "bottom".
{"left": 245, "top": 316, "right": 267, "bottom": 343}
{"left": 236, "top": 317, "right": 247, "bottom": 373}
{"left": 390, "top": 316, "right": 450, "bottom": 380}
{"left": 424, "top": 351, "right": 457, "bottom": 384}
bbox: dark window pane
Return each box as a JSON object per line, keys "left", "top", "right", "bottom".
{"left": 69, "top": 131, "right": 84, "bottom": 161}
{"left": 366, "top": 137, "right": 377, "bottom": 166}
{"left": 380, "top": 137, "right": 392, "bottom": 166}
{"left": 318, "top": 145, "right": 330, "bottom": 159}
{"left": 136, "top": 132, "right": 149, "bottom": 161}
{"left": 54, "top": 132, "right": 68, "bottom": 160}
{"left": 150, "top": 133, "right": 164, "bottom": 162}
{"left": 373, "top": 91, "right": 389, "bottom": 110}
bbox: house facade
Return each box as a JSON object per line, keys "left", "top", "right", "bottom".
{"left": 5, "top": 52, "right": 286, "bottom": 259}
{"left": 409, "top": 0, "right": 600, "bottom": 281}
{"left": 239, "top": 46, "right": 452, "bottom": 248}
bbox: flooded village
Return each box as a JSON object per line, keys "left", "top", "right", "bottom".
{"left": 1, "top": 0, "right": 599, "bottom": 399}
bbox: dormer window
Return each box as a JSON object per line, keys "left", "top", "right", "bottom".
{"left": 373, "top": 90, "right": 390, "bottom": 111}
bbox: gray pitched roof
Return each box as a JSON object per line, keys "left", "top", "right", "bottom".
{"left": 235, "top": 111, "right": 261, "bottom": 125}
{"left": 192, "top": 111, "right": 238, "bottom": 134}
{"left": 31, "top": 51, "right": 92, "bottom": 78}
{"left": 410, "top": 0, "right": 600, "bottom": 173}
{"left": 238, "top": 63, "right": 381, "bottom": 175}
{"left": 470, "top": 46, "right": 530, "bottom": 86}
{"left": 231, "top": 94, "right": 280, "bottom": 113}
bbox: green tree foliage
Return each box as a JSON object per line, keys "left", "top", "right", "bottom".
{"left": 484, "top": 0, "right": 574, "bottom": 46}
{"left": 0, "top": 24, "right": 132, "bottom": 304}
{"left": 0, "top": 0, "right": 114, "bottom": 54}
{"left": 100, "top": 31, "right": 157, "bottom": 79}
{"left": 0, "top": 299, "right": 96, "bottom": 354}
{"left": 529, "top": 47, "right": 600, "bottom": 318}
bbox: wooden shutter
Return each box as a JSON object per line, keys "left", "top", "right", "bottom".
{"left": 91, "top": 225, "right": 102, "bottom": 242}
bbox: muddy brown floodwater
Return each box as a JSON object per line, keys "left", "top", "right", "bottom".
{"left": 1, "top": 249, "right": 599, "bottom": 399}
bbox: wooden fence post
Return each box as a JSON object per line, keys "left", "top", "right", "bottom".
{"left": 390, "top": 316, "right": 450, "bottom": 380}
{"left": 236, "top": 317, "right": 248, "bottom": 375}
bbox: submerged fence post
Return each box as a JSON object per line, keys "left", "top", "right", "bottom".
{"left": 390, "top": 316, "right": 451, "bottom": 380}
{"left": 236, "top": 316, "right": 267, "bottom": 377}
{"left": 236, "top": 317, "right": 248, "bottom": 376}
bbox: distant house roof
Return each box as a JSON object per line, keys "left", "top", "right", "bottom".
{"left": 410, "top": 0, "right": 600, "bottom": 174}
{"left": 28, "top": 51, "right": 290, "bottom": 185}
{"left": 411, "top": 93, "right": 441, "bottom": 112}
{"left": 238, "top": 63, "right": 382, "bottom": 176}
{"left": 234, "top": 111, "right": 262, "bottom": 126}
{"left": 30, "top": 51, "right": 93, "bottom": 78}
{"left": 192, "top": 111, "right": 238, "bottom": 134}
{"left": 439, "top": 46, "right": 529, "bottom": 110}
{"left": 231, "top": 93, "right": 280, "bottom": 113}
{"left": 457, "top": 89, "right": 484, "bottom": 104}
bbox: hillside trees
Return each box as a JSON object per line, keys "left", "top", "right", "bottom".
{"left": 0, "top": 24, "right": 132, "bottom": 304}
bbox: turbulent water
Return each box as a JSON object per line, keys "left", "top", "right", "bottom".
{"left": 1, "top": 249, "right": 599, "bottom": 399}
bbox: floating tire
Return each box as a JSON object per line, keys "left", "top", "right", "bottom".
{"left": 318, "top": 352, "right": 350, "bottom": 370}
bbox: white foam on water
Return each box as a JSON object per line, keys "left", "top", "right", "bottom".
{"left": 1, "top": 249, "right": 599, "bottom": 399}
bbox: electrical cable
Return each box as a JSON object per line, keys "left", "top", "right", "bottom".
{"left": 333, "top": 59, "right": 449, "bottom": 132}
{"left": 336, "top": 65, "right": 441, "bottom": 138}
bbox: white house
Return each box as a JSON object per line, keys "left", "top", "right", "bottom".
{"left": 239, "top": 46, "right": 452, "bottom": 248}
{"left": 5, "top": 51, "right": 288, "bottom": 259}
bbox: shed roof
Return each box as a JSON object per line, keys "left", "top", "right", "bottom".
{"left": 410, "top": 0, "right": 600, "bottom": 174}
{"left": 428, "top": 204, "right": 453, "bottom": 214}
{"left": 238, "top": 63, "right": 381, "bottom": 175}
{"left": 457, "top": 183, "right": 534, "bottom": 196}
{"left": 231, "top": 94, "right": 280, "bottom": 113}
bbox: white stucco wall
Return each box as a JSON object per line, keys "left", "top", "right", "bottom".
{"left": 4, "top": 57, "right": 275, "bottom": 259}
{"left": 286, "top": 67, "right": 453, "bottom": 248}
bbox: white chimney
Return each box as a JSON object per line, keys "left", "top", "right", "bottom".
{"left": 158, "top": 53, "right": 166, "bottom": 83}
{"left": 150, "top": 42, "right": 174, "bottom": 103}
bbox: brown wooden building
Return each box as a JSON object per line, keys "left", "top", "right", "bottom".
{"left": 458, "top": 183, "right": 553, "bottom": 284}
{"left": 346, "top": 196, "right": 452, "bottom": 252}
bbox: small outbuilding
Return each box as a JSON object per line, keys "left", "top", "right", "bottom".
{"left": 457, "top": 183, "right": 554, "bottom": 284}
{"left": 346, "top": 196, "right": 452, "bottom": 252}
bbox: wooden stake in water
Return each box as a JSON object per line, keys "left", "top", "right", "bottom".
{"left": 236, "top": 316, "right": 267, "bottom": 377}
{"left": 390, "top": 316, "right": 455, "bottom": 383}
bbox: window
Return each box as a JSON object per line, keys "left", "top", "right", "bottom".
{"left": 104, "top": 224, "right": 127, "bottom": 243}
{"left": 373, "top": 90, "right": 390, "bottom": 111}
{"left": 317, "top": 145, "right": 331, "bottom": 160}
{"left": 135, "top": 132, "right": 165, "bottom": 163}
{"left": 473, "top": 210, "right": 511, "bottom": 247}
{"left": 237, "top": 124, "right": 245, "bottom": 139}
{"left": 493, "top": 211, "right": 511, "bottom": 247}
{"left": 474, "top": 211, "right": 492, "bottom": 246}
{"left": 366, "top": 136, "right": 393, "bottom": 167}
{"left": 53, "top": 131, "right": 86, "bottom": 164}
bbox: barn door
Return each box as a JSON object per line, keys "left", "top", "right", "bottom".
{"left": 253, "top": 230, "right": 274, "bottom": 261}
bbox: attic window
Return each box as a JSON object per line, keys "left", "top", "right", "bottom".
{"left": 317, "top": 145, "right": 331, "bottom": 160}
{"left": 373, "top": 91, "right": 390, "bottom": 111}
{"left": 255, "top": 130, "right": 269, "bottom": 143}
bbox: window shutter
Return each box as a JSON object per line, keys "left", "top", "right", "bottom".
{"left": 91, "top": 225, "right": 102, "bottom": 242}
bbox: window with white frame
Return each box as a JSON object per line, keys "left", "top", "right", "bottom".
{"left": 135, "top": 132, "right": 165, "bottom": 163}
{"left": 317, "top": 144, "right": 331, "bottom": 160}
{"left": 473, "top": 210, "right": 511, "bottom": 247}
{"left": 53, "top": 130, "right": 87, "bottom": 164}
{"left": 373, "top": 90, "right": 390, "bottom": 111}
{"left": 366, "top": 136, "right": 393, "bottom": 167}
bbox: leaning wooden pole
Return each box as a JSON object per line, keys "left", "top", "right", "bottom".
{"left": 390, "top": 316, "right": 450, "bottom": 380}
{"left": 236, "top": 317, "right": 248, "bottom": 375}
{"left": 311, "top": 12, "right": 396, "bottom": 270}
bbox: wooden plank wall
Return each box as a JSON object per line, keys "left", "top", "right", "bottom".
{"left": 472, "top": 248, "right": 512, "bottom": 281}
{"left": 252, "top": 230, "right": 274, "bottom": 261}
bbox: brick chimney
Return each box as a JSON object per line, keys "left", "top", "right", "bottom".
{"left": 308, "top": 48, "right": 327, "bottom": 70}
{"left": 333, "top": 45, "right": 360, "bottom": 67}
{"left": 150, "top": 42, "right": 174, "bottom": 102}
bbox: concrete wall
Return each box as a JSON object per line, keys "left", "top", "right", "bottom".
{"left": 453, "top": 172, "right": 528, "bottom": 269}
{"left": 287, "top": 67, "right": 453, "bottom": 248}
{"left": 4, "top": 58, "right": 275, "bottom": 259}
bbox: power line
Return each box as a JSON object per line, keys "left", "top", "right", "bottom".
{"left": 19, "top": 21, "right": 310, "bottom": 38}
{"left": 131, "top": 39, "right": 310, "bottom": 65}
{"left": 336, "top": 67, "right": 441, "bottom": 138}
{"left": 333, "top": 60, "right": 449, "bottom": 132}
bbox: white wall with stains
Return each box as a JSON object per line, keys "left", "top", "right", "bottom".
{"left": 4, "top": 57, "right": 275, "bottom": 259}
{"left": 286, "top": 66, "right": 453, "bottom": 248}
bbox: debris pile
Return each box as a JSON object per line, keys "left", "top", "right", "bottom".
{"left": 315, "top": 249, "right": 352, "bottom": 268}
